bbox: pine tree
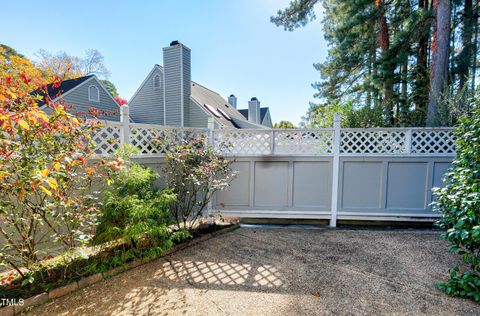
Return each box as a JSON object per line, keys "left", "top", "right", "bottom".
{"left": 427, "top": 0, "right": 451, "bottom": 126}
{"left": 272, "top": 0, "right": 478, "bottom": 127}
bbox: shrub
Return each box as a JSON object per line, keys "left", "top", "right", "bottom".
{"left": 433, "top": 108, "right": 480, "bottom": 303}
{"left": 96, "top": 145, "right": 183, "bottom": 252}
{"left": 300, "top": 101, "right": 385, "bottom": 128}
{"left": 162, "top": 134, "right": 237, "bottom": 230}
{"left": 0, "top": 71, "right": 113, "bottom": 278}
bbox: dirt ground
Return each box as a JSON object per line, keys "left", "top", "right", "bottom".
{"left": 29, "top": 226, "right": 480, "bottom": 315}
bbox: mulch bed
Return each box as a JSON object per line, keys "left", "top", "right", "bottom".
{"left": 0, "top": 222, "right": 239, "bottom": 315}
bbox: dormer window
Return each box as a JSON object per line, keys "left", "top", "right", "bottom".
{"left": 88, "top": 85, "right": 100, "bottom": 102}
{"left": 153, "top": 74, "right": 161, "bottom": 89}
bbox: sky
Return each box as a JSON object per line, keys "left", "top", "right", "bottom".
{"left": 2, "top": 0, "right": 326, "bottom": 125}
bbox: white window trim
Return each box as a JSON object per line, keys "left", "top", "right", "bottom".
{"left": 88, "top": 85, "right": 100, "bottom": 102}
{"left": 153, "top": 74, "right": 161, "bottom": 89}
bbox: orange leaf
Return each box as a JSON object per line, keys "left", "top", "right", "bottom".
{"left": 18, "top": 189, "right": 26, "bottom": 200}
{"left": 17, "top": 119, "right": 29, "bottom": 130}
{"left": 52, "top": 162, "right": 61, "bottom": 171}
{"left": 35, "top": 111, "right": 49, "bottom": 122}
{"left": 41, "top": 168, "right": 50, "bottom": 178}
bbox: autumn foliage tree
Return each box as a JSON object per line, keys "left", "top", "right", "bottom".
{"left": 0, "top": 53, "right": 120, "bottom": 277}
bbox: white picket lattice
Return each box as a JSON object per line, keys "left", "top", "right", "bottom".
{"left": 411, "top": 129, "right": 456, "bottom": 154}
{"left": 91, "top": 121, "right": 456, "bottom": 157}
{"left": 92, "top": 124, "right": 122, "bottom": 155}
{"left": 341, "top": 129, "right": 407, "bottom": 155}
{"left": 274, "top": 130, "right": 334, "bottom": 155}
{"left": 213, "top": 130, "right": 272, "bottom": 155}
{"left": 131, "top": 124, "right": 208, "bottom": 155}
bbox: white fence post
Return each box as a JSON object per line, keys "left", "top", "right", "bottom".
{"left": 270, "top": 130, "right": 275, "bottom": 155}
{"left": 405, "top": 128, "right": 413, "bottom": 155}
{"left": 207, "top": 117, "right": 215, "bottom": 220}
{"left": 330, "top": 113, "right": 341, "bottom": 227}
{"left": 207, "top": 117, "right": 215, "bottom": 148}
{"left": 120, "top": 105, "right": 130, "bottom": 145}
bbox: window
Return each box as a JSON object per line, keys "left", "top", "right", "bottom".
{"left": 218, "top": 108, "right": 231, "bottom": 120}
{"left": 204, "top": 104, "right": 221, "bottom": 117}
{"left": 153, "top": 74, "right": 161, "bottom": 89}
{"left": 88, "top": 85, "right": 100, "bottom": 102}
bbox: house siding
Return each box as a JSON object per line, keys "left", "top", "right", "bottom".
{"left": 183, "top": 48, "right": 191, "bottom": 126}
{"left": 188, "top": 99, "right": 209, "bottom": 127}
{"left": 63, "top": 79, "right": 120, "bottom": 121}
{"left": 262, "top": 110, "right": 272, "bottom": 128}
{"left": 129, "top": 67, "right": 164, "bottom": 124}
{"left": 163, "top": 44, "right": 191, "bottom": 127}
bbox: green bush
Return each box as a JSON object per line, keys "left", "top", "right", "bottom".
{"left": 300, "top": 101, "right": 385, "bottom": 128}
{"left": 96, "top": 145, "right": 187, "bottom": 251}
{"left": 161, "top": 135, "right": 237, "bottom": 230}
{"left": 433, "top": 108, "right": 480, "bottom": 303}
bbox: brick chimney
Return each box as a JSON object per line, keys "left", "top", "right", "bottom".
{"left": 163, "top": 40, "right": 191, "bottom": 127}
{"left": 248, "top": 97, "right": 261, "bottom": 124}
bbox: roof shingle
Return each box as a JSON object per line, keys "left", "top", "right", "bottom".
{"left": 34, "top": 75, "right": 95, "bottom": 106}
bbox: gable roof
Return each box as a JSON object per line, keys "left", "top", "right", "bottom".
{"left": 128, "top": 64, "right": 163, "bottom": 105}
{"left": 238, "top": 107, "right": 270, "bottom": 124}
{"left": 129, "top": 64, "right": 266, "bottom": 129}
{"left": 35, "top": 75, "right": 95, "bottom": 106}
{"left": 191, "top": 82, "right": 250, "bottom": 128}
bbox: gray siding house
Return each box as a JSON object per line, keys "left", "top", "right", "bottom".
{"left": 237, "top": 97, "right": 273, "bottom": 128}
{"left": 39, "top": 75, "right": 121, "bottom": 121}
{"left": 128, "top": 41, "right": 267, "bottom": 129}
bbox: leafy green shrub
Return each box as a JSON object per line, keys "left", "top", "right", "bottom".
{"left": 162, "top": 135, "right": 237, "bottom": 230}
{"left": 0, "top": 71, "right": 116, "bottom": 278}
{"left": 433, "top": 108, "right": 480, "bottom": 303}
{"left": 96, "top": 145, "right": 185, "bottom": 251}
{"left": 300, "top": 101, "right": 385, "bottom": 128}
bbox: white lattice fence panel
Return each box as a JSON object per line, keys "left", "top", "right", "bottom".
{"left": 411, "top": 129, "right": 456, "bottom": 154}
{"left": 213, "top": 130, "right": 272, "bottom": 155}
{"left": 274, "top": 130, "right": 334, "bottom": 155}
{"left": 131, "top": 126, "right": 208, "bottom": 155}
{"left": 341, "top": 130, "right": 407, "bottom": 154}
{"left": 92, "top": 125, "right": 121, "bottom": 155}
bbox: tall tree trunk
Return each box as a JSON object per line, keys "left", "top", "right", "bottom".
{"left": 450, "top": 2, "right": 457, "bottom": 96}
{"left": 427, "top": 0, "right": 451, "bottom": 126}
{"left": 376, "top": 0, "right": 395, "bottom": 125}
{"left": 414, "top": 0, "right": 430, "bottom": 116}
{"left": 372, "top": 46, "right": 380, "bottom": 108}
{"left": 459, "top": 0, "right": 474, "bottom": 91}
{"left": 367, "top": 18, "right": 376, "bottom": 109}
{"left": 367, "top": 50, "right": 372, "bottom": 109}
{"left": 471, "top": 0, "right": 478, "bottom": 91}
{"left": 400, "top": 59, "right": 409, "bottom": 124}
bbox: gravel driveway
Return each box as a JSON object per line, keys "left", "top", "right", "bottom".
{"left": 29, "top": 226, "right": 480, "bottom": 315}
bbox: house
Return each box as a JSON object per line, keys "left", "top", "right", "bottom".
{"left": 37, "top": 75, "right": 121, "bottom": 121}
{"left": 236, "top": 97, "right": 273, "bottom": 128}
{"left": 128, "top": 41, "right": 268, "bottom": 129}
